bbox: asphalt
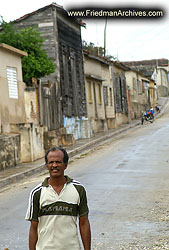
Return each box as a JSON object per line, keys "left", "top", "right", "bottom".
{"left": 0, "top": 97, "right": 168, "bottom": 190}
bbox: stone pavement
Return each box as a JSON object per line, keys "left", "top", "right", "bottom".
{"left": 0, "top": 97, "right": 168, "bottom": 190}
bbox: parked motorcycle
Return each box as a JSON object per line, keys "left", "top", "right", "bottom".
{"left": 141, "top": 109, "right": 154, "bottom": 125}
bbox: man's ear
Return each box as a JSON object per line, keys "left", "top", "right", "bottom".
{"left": 64, "top": 163, "right": 68, "bottom": 170}
{"left": 46, "top": 164, "right": 49, "bottom": 170}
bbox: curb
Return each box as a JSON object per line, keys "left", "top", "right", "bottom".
{"left": 0, "top": 121, "right": 140, "bottom": 189}
{"left": 1, "top": 98, "right": 168, "bottom": 190}
{"left": 68, "top": 121, "right": 141, "bottom": 158}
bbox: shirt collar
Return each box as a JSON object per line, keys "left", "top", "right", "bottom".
{"left": 42, "top": 175, "right": 73, "bottom": 187}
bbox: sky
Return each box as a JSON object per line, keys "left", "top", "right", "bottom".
{"left": 0, "top": 0, "right": 169, "bottom": 62}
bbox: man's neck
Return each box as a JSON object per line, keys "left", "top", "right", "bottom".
{"left": 48, "top": 176, "right": 66, "bottom": 187}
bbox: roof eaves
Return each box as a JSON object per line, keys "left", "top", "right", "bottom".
{"left": 112, "top": 61, "right": 129, "bottom": 71}
{"left": 0, "top": 43, "right": 28, "bottom": 57}
{"left": 13, "top": 3, "right": 85, "bottom": 27}
{"left": 83, "top": 49, "right": 111, "bottom": 65}
{"left": 85, "top": 74, "right": 105, "bottom": 81}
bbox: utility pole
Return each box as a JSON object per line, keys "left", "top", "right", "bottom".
{"left": 104, "top": 17, "right": 107, "bottom": 57}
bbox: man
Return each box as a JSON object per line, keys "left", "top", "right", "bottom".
{"left": 25, "top": 147, "right": 91, "bottom": 250}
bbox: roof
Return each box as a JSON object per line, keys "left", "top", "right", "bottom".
{"left": 113, "top": 61, "right": 129, "bottom": 71}
{"left": 122, "top": 58, "right": 169, "bottom": 67}
{"left": 0, "top": 43, "right": 28, "bottom": 57}
{"left": 83, "top": 49, "right": 111, "bottom": 65}
{"left": 83, "top": 49, "right": 129, "bottom": 70}
{"left": 13, "top": 3, "right": 85, "bottom": 27}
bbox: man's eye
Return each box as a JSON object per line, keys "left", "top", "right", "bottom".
{"left": 48, "top": 161, "right": 62, "bottom": 164}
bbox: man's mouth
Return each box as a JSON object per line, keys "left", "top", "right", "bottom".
{"left": 51, "top": 167, "right": 60, "bottom": 172}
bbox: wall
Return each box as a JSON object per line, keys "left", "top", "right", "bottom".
{"left": 0, "top": 48, "right": 26, "bottom": 133}
{"left": 113, "top": 64, "right": 128, "bottom": 125}
{"left": 102, "top": 64, "right": 116, "bottom": 128}
{"left": 63, "top": 116, "right": 93, "bottom": 140}
{"left": 0, "top": 134, "right": 20, "bottom": 171}
{"left": 24, "top": 86, "right": 40, "bottom": 125}
{"left": 125, "top": 70, "right": 150, "bottom": 118}
{"left": 10, "top": 123, "right": 45, "bottom": 162}
{"left": 83, "top": 54, "right": 108, "bottom": 133}
{"left": 14, "top": 6, "right": 59, "bottom": 83}
{"left": 157, "top": 68, "right": 169, "bottom": 97}
{"left": 13, "top": 5, "right": 87, "bottom": 128}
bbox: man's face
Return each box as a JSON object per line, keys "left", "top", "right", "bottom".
{"left": 46, "top": 150, "right": 68, "bottom": 178}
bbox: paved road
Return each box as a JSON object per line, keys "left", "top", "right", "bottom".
{"left": 1, "top": 106, "right": 169, "bottom": 250}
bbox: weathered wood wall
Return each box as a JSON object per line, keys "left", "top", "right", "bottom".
{"left": 114, "top": 75, "right": 128, "bottom": 115}
{"left": 13, "top": 4, "right": 87, "bottom": 130}
{"left": 58, "top": 18, "right": 86, "bottom": 117}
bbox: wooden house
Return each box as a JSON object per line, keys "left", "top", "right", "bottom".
{"left": 13, "top": 3, "right": 90, "bottom": 140}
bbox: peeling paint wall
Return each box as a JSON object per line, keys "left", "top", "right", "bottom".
{"left": 63, "top": 117, "right": 93, "bottom": 140}
{"left": 24, "top": 87, "right": 39, "bottom": 124}
{"left": 0, "top": 134, "right": 20, "bottom": 171}
{"left": 10, "top": 123, "right": 45, "bottom": 162}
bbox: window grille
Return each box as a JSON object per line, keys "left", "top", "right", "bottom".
{"left": 7, "top": 67, "right": 18, "bottom": 99}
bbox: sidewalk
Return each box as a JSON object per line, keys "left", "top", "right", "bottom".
{"left": 0, "top": 97, "right": 168, "bottom": 190}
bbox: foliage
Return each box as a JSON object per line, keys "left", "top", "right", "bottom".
{"left": 0, "top": 17, "right": 56, "bottom": 85}
{"left": 82, "top": 40, "right": 117, "bottom": 61}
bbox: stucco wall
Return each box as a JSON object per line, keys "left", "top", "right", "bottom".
{"left": 157, "top": 68, "right": 169, "bottom": 97}
{"left": 158, "top": 86, "right": 168, "bottom": 97}
{"left": 0, "top": 47, "right": 26, "bottom": 132}
{"left": 10, "top": 123, "right": 45, "bottom": 162}
{"left": 24, "top": 87, "right": 39, "bottom": 124}
{"left": 84, "top": 54, "right": 112, "bottom": 133}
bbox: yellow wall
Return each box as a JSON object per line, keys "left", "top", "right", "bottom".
{"left": 0, "top": 47, "right": 26, "bottom": 132}
{"left": 83, "top": 53, "right": 116, "bottom": 132}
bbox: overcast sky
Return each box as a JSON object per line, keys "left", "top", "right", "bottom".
{"left": 0, "top": 0, "right": 169, "bottom": 61}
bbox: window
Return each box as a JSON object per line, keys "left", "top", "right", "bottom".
{"left": 103, "top": 86, "right": 108, "bottom": 106}
{"left": 7, "top": 67, "right": 18, "bottom": 99}
{"left": 142, "top": 80, "right": 145, "bottom": 93}
{"left": 87, "top": 81, "right": 92, "bottom": 103}
{"left": 133, "top": 77, "right": 137, "bottom": 91}
{"left": 109, "top": 88, "right": 113, "bottom": 106}
{"left": 137, "top": 79, "right": 142, "bottom": 94}
{"left": 98, "top": 84, "right": 102, "bottom": 104}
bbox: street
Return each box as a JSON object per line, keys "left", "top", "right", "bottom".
{"left": 1, "top": 107, "right": 169, "bottom": 250}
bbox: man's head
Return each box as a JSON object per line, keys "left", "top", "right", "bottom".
{"left": 45, "top": 147, "right": 69, "bottom": 164}
{"left": 45, "top": 147, "right": 69, "bottom": 178}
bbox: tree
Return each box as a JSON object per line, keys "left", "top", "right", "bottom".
{"left": 82, "top": 40, "right": 117, "bottom": 61}
{"left": 0, "top": 17, "right": 56, "bottom": 85}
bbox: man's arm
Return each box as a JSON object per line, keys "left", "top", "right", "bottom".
{"left": 79, "top": 214, "right": 91, "bottom": 250}
{"left": 29, "top": 220, "right": 38, "bottom": 250}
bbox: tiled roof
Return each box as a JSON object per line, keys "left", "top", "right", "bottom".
{"left": 122, "top": 58, "right": 168, "bottom": 67}
{"left": 83, "top": 49, "right": 129, "bottom": 70}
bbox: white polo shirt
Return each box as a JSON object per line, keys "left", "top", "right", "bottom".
{"left": 25, "top": 176, "right": 89, "bottom": 250}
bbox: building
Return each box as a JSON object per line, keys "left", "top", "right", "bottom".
{"left": 112, "top": 62, "right": 129, "bottom": 126}
{"left": 123, "top": 59, "right": 169, "bottom": 98}
{"left": 83, "top": 50, "right": 115, "bottom": 133}
{"left": 0, "top": 43, "right": 27, "bottom": 170}
{"left": 13, "top": 3, "right": 91, "bottom": 140}
{"left": 125, "top": 67, "right": 151, "bottom": 119}
{"left": 0, "top": 43, "right": 27, "bottom": 133}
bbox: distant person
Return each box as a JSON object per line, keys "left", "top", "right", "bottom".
{"left": 25, "top": 147, "right": 91, "bottom": 250}
{"left": 155, "top": 105, "right": 160, "bottom": 113}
